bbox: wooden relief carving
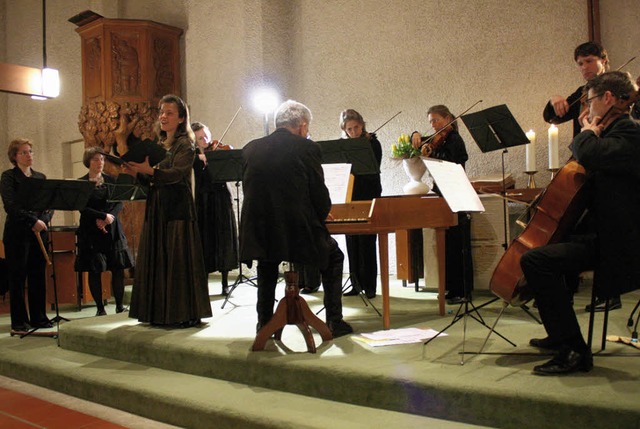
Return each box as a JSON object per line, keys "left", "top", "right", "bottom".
{"left": 153, "top": 38, "right": 174, "bottom": 97}
{"left": 78, "top": 101, "right": 157, "bottom": 156}
{"left": 111, "top": 34, "right": 140, "bottom": 96}
{"left": 85, "top": 37, "right": 102, "bottom": 100}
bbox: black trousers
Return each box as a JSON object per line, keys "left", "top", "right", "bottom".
{"left": 445, "top": 214, "right": 474, "bottom": 297}
{"left": 5, "top": 234, "right": 48, "bottom": 328}
{"left": 345, "top": 234, "right": 377, "bottom": 295}
{"left": 520, "top": 241, "right": 597, "bottom": 351}
{"left": 256, "top": 236, "right": 344, "bottom": 326}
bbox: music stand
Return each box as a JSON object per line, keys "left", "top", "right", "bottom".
{"left": 204, "top": 149, "right": 257, "bottom": 309}
{"left": 317, "top": 137, "right": 381, "bottom": 314}
{"left": 105, "top": 173, "right": 148, "bottom": 202}
{"left": 16, "top": 178, "right": 95, "bottom": 339}
{"left": 459, "top": 105, "right": 539, "bottom": 356}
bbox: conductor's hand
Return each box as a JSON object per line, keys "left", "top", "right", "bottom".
{"left": 125, "top": 156, "right": 154, "bottom": 175}
{"left": 550, "top": 95, "right": 570, "bottom": 118}
{"left": 32, "top": 219, "right": 47, "bottom": 232}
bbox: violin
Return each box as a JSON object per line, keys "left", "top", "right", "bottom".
{"left": 211, "top": 140, "right": 231, "bottom": 151}
{"left": 420, "top": 125, "right": 452, "bottom": 157}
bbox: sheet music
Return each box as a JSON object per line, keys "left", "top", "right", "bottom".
{"left": 322, "top": 163, "right": 352, "bottom": 204}
{"left": 423, "top": 158, "right": 485, "bottom": 213}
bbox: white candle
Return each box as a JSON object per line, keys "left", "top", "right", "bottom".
{"left": 525, "top": 130, "right": 536, "bottom": 172}
{"left": 548, "top": 124, "right": 559, "bottom": 169}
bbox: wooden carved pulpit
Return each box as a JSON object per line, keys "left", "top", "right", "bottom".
{"left": 73, "top": 11, "right": 183, "bottom": 267}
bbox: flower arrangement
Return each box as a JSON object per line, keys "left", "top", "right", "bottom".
{"left": 391, "top": 133, "right": 421, "bottom": 159}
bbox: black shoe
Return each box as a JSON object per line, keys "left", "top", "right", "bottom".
{"left": 529, "top": 336, "right": 563, "bottom": 350}
{"left": 11, "top": 323, "right": 32, "bottom": 332}
{"left": 115, "top": 305, "right": 126, "bottom": 314}
{"left": 177, "top": 318, "right": 201, "bottom": 329}
{"left": 365, "top": 292, "right": 376, "bottom": 299}
{"left": 446, "top": 296, "right": 464, "bottom": 305}
{"left": 300, "top": 286, "right": 320, "bottom": 294}
{"left": 343, "top": 288, "right": 360, "bottom": 297}
{"left": 32, "top": 319, "right": 54, "bottom": 328}
{"left": 328, "top": 319, "right": 353, "bottom": 338}
{"left": 96, "top": 309, "right": 107, "bottom": 316}
{"left": 533, "top": 348, "right": 593, "bottom": 375}
{"left": 585, "top": 297, "right": 621, "bottom": 312}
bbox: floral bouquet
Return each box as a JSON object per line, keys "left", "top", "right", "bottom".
{"left": 391, "top": 133, "right": 421, "bottom": 159}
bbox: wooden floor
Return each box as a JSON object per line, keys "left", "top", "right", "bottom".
{"left": 0, "top": 386, "right": 128, "bottom": 429}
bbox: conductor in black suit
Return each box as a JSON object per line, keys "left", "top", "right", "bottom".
{"left": 240, "top": 100, "right": 353, "bottom": 338}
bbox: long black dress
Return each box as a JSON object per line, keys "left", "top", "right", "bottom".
{"left": 74, "top": 173, "right": 134, "bottom": 311}
{"left": 129, "top": 134, "right": 213, "bottom": 326}
{"left": 193, "top": 148, "right": 238, "bottom": 274}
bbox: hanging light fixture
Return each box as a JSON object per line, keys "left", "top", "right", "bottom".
{"left": 32, "top": 0, "right": 60, "bottom": 100}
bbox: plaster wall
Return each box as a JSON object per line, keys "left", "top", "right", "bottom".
{"left": 1, "top": 0, "right": 639, "bottom": 273}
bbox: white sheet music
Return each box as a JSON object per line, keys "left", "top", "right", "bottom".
{"left": 322, "top": 163, "right": 352, "bottom": 204}
{"left": 423, "top": 158, "right": 485, "bottom": 213}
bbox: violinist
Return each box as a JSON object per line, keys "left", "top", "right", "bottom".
{"left": 191, "top": 121, "right": 238, "bottom": 296}
{"left": 411, "top": 105, "right": 472, "bottom": 304}
{"left": 543, "top": 41, "right": 609, "bottom": 137}
{"left": 339, "top": 109, "right": 382, "bottom": 299}
{"left": 542, "top": 42, "right": 619, "bottom": 312}
{"left": 521, "top": 71, "right": 640, "bottom": 375}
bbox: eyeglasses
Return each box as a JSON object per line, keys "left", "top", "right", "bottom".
{"left": 584, "top": 93, "right": 603, "bottom": 107}
{"left": 17, "top": 150, "right": 33, "bottom": 156}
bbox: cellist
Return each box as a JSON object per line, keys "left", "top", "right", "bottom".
{"left": 543, "top": 41, "right": 618, "bottom": 312}
{"left": 521, "top": 71, "right": 640, "bottom": 375}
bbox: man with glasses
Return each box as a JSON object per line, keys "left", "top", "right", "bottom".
{"left": 523, "top": 71, "right": 640, "bottom": 375}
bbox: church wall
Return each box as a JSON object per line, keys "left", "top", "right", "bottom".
{"left": 0, "top": 0, "right": 638, "bottom": 271}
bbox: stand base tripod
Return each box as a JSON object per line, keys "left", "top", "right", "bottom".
{"left": 424, "top": 296, "right": 516, "bottom": 365}
{"left": 316, "top": 274, "right": 381, "bottom": 317}
{"left": 221, "top": 269, "right": 257, "bottom": 309}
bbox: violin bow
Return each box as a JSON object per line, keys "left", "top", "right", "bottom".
{"left": 372, "top": 111, "right": 402, "bottom": 133}
{"left": 215, "top": 106, "right": 243, "bottom": 146}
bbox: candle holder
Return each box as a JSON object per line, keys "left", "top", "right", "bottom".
{"left": 524, "top": 171, "right": 537, "bottom": 189}
{"left": 548, "top": 168, "right": 560, "bottom": 180}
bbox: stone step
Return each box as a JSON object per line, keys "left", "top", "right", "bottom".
{"left": 0, "top": 336, "right": 491, "bottom": 429}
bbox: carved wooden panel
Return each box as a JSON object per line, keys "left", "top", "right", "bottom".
{"left": 75, "top": 16, "right": 183, "bottom": 271}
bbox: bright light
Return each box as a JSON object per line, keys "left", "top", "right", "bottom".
{"left": 252, "top": 88, "right": 279, "bottom": 114}
{"left": 42, "top": 68, "right": 60, "bottom": 98}
{"left": 30, "top": 68, "right": 59, "bottom": 100}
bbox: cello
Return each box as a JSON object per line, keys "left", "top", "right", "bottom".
{"left": 489, "top": 160, "right": 590, "bottom": 305}
{"left": 489, "top": 84, "right": 638, "bottom": 306}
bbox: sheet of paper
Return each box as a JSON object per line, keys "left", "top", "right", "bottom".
{"left": 322, "top": 163, "right": 352, "bottom": 204}
{"left": 423, "top": 158, "right": 485, "bottom": 213}
{"left": 354, "top": 327, "right": 446, "bottom": 347}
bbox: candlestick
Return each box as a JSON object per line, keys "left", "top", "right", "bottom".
{"left": 548, "top": 124, "right": 559, "bottom": 169}
{"left": 548, "top": 167, "right": 560, "bottom": 180}
{"left": 525, "top": 129, "right": 536, "bottom": 172}
{"left": 525, "top": 171, "right": 537, "bottom": 189}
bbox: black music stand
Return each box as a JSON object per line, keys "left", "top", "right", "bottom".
{"left": 16, "top": 178, "right": 95, "bottom": 339}
{"left": 204, "top": 149, "right": 257, "bottom": 309}
{"left": 459, "top": 105, "right": 540, "bottom": 354}
{"left": 105, "top": 173, "right": 148, "bottom": 201}
{"left": 317, "top": 137, "right": 381, "bottom": 315}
